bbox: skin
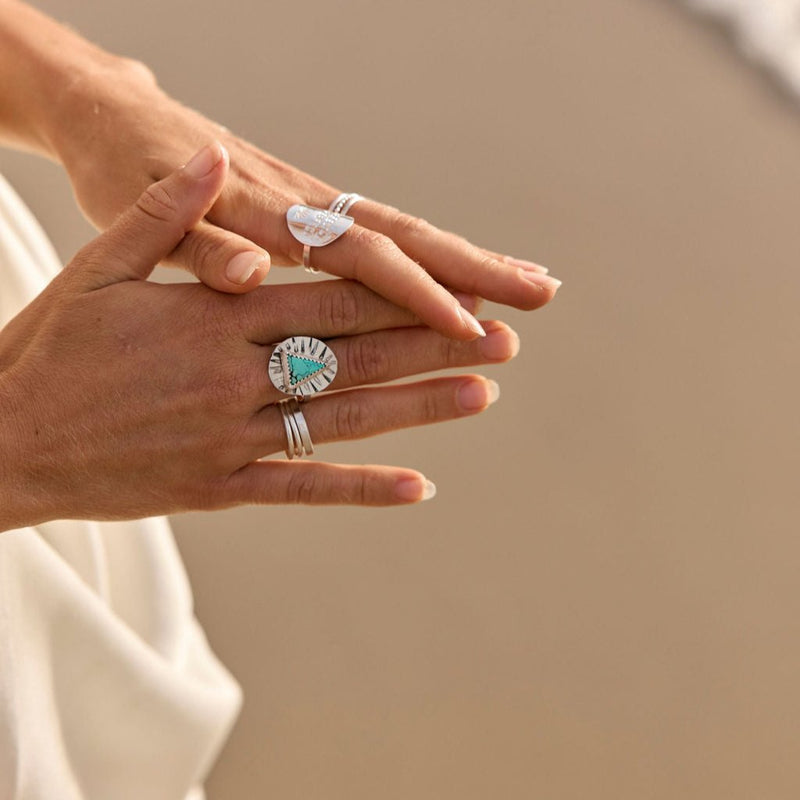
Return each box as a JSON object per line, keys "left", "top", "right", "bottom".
{"left": 0, "top": 0, "right": 560, "bottom": 339}
{"left": 0, "top": 145, "right": 519, "bottom": 531}
{"left": 0, "top": 0, "right": 559, "bottom": 523}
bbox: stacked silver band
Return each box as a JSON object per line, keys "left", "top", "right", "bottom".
{"left": 279, "top": 397, "right": 314, "bottom": 459}
{"left": 328, "top": 192, "right": 364, "bottom": 216}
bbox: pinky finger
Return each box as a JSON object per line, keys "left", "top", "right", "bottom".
{"left": 222, "top": 461, "right": 437, "bottom": 506}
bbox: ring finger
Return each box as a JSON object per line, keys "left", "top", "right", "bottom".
{"left": 246, "top": 375, "right": 500, "bottom": 460}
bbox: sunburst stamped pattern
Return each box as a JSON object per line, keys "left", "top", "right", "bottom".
{"left": 268, "top": 335, "right": 338, "bottom": 397}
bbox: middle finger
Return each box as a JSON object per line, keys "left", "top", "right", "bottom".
{"left": 245, "top": 319, "right": 519, "bottom": 409}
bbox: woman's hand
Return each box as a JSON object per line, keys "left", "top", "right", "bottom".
{"left": 0, "top": 145, "right": 519, "bottom": 531}
{"left": 46, "top": 58, "right": 560, "bottom": 341}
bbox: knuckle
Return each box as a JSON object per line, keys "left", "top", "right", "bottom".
{"left": 118, "top": 57, "right": 158, "bottom": 88}
{"left": 350, "top": 229, "right": 400, "bottom": 281}
{"left": 338, "top": 475, "right": 370, "bottom": 505}
{"left": 183, "top": 231, "right": 223, "bottom": 277}
{"left": 136, "top": 181, "right": 179, "bottom": 223}
{"left": 193, "top": 289, "right": 234, "bottom": 339}
{"left": 395, "top": 213, "right": 432, "bottom": 240}
{"left": 478, "top": 252, "right": 504, "bottom": 278}
{"left": 332, "top": 400, "right": 365, "bottom": 440}
{"left": 284, "top": 469, "right": 322, "bottom": 504}
{"left": 353, "top": 227, "right": 395, "bottom": 256}
{"left": 420, "top": 389, "right": 443, "bottom": 424}
{"left": 346, "top": 336, "right": 389, "bottom": 384}
{"left": 318, "top": 284, "right": 360, "bottom": 332}
{"left": 202, "top": 366, "right": 252, "bottom": 410}
{"left": 441, "top": 336, "right": 467, "bottom": 368}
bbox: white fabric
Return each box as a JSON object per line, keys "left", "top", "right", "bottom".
{"left": 0, "top": 175, "right": 242, "bottom": 800}
{"left": 685, "top": 0, "right": 800, "bottom": 95}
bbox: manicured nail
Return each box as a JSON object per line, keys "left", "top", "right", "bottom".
{"left": 458, "top": 307, "right": 486, "bottom": 338}
{"left": 396, "top": 477, "right": 437, "bottom": 502}
{"left": 505, "top": 255, "right": 549, "bottom": 274}
{"left": 421, "top": 480, "right": 437, "bottom": 501}
{"left": 452, "top": 292, "right": 482, "bottom": 315}
{"left": 226, "top": 251, "right": 268, "bottom": 285}
{"left": 519, "top": 270, "right": 562, "bottom": 291}
{"left": 479, "top": 326, "right": 520, "bottom": 361}
{"left": 183, "top": 143, "right": 226, "bottom": 179}
{"left": 457, "top": 378, "right": 500, "bottom": 412}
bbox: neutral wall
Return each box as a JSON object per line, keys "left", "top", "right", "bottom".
{"left": 3, "top": 1, "right": 800, "bottom": 797}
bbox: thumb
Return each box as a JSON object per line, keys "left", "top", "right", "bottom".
{"left": 70, "top": 142, "right": 229, "bottom": 289}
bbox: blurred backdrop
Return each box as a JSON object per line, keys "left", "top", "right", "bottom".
{"left": 3, "top": 0, "right": 800, "bottom": 797}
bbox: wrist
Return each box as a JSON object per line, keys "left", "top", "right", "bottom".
{"left": 0, "top": 1, "right": 161, "bottom": 162}
{"left": 46, "top": 55, "right": 164, "bottom": 169}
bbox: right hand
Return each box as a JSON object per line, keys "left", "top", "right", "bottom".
{"left": 0, "top": 143, "right": 519, "bottom": 531}
{"left": 52, "top": 59, "right": 561, "bottom": 337}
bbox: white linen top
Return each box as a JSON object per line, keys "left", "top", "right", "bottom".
{"left": 0, "top": 175, "right": 242, "bottom": 800}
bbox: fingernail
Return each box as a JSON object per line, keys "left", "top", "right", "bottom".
{"left": 458, "top": 307, "right": 486, "bottom": 338}
{"left": 457, "top": 378, "right": 500, "bottom": 412}
{"left": 479, "top": 326, "right": 520, "bottom": 361}
{"left": 505, "top": 255, "right": 549, "bottom": 274}
{"left": 396, "top": 477, "right": 437, "bottom": 502}
{"left": 183, "top": 143, "right": 226, "bottom": 179}
{"left": 452, "top": 292, "right": 482, "bottom": 315}
{"left": 519, "top": 270, "right": 562, "bottom": 291}
{"left": 226, "top": 251, "right": 268, "bottom": 285}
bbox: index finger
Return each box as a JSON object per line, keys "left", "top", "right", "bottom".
{"left": 233, "top": 279, "right": 479, "bottom": 344}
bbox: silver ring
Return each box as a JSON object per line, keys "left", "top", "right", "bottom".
{"left": 268, "top": 335, "right": 338, "bottom": 397}
{"left": 279, "top": 398, "right": 300, "bottom": 458}
{"left": 328, "top": 192, "right": 364, "bottom": 216}
{"left": 302, "top": 244, "right": 317, "bottom": 274}
{"left": 279, "top": 397, "right": 314, "bottom": 459}
{"left": 286, "top": 203, "right": 355, "bottom": 275}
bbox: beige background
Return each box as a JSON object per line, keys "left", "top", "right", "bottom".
{"left": 3, "top": 0, "right": 800, "bottom": 797}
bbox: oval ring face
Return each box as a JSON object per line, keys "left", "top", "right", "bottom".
{"left": 268, "top": 335, "right": 338, "bottom": 397}
{"left": 286, "top": 204, "right": 355, "bottom": 247}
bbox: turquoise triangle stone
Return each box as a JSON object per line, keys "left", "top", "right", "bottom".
{"left": 288, "top": 354, "right": 325, "bottom": 385}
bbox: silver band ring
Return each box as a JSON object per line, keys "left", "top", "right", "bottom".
{"left": 279, "top": 398, "right": 299, "bottom": 458}
{"left": 279, "top": 397, "right": 314, "bottom": 459}
{"left": 302, "top": 244, "right": 316, "bottom": 273}
{"left": 328, "top": 192, "right": 364, "bottom": 216}
{"left": 268, "top": 335, "right": 338, "bottom": 397}
{"left": 288, "top": 397, "right": 313, "bottom": 454}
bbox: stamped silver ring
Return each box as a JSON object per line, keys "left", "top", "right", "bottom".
{"left": 279, "top": 396, "right": 314, "bottom": 459}
{"left": 268, "top": 335, "right": 338, "bottom": 398}
{"left": 286, "top": 203, "right": 355, "bottom": 275}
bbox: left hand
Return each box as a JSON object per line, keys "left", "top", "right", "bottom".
{"left": 49, "top": 60, "right": 561, "bottom": 341}
{"left": 0, "top": 144, "right": 519, "bottom": 528}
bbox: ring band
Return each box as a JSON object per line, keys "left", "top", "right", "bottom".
{"left": 328, "top": 192, "right": 364, "bottom": 216}
{"left": 302, "top": 244, "right": 315, "bottom": 273}
{"left": 268, "top": 335, "right": 338, "bottom": 397}
{"left": 279, "top": 397, "right": 299, "bottom": 458}
{"left": 279, "top": 397, "right": 314, "bottom": 459}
